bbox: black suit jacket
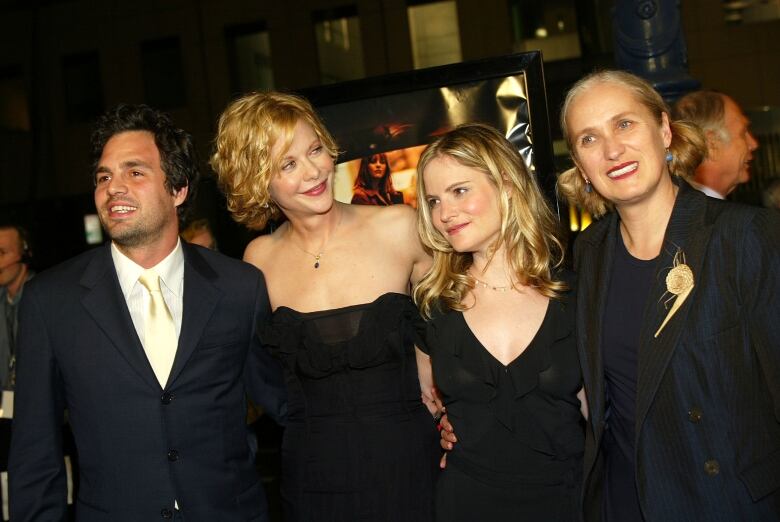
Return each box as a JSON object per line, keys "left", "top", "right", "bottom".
{"left": 575, "top": 182, "right": 780, "bottom": 521}
{"left": 9, "top": 243, "right": 286, "bottom": 521}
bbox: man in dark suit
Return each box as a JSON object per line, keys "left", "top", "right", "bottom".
{"left": 9, "top": 105, "right": 286, "bottom": 521}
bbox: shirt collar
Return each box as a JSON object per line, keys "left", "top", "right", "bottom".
{"left": 689, "top": 180, "right": 725, "bottom": 200}
{"left": 111, "top": 239, "right": 184, "bottom": 299}
{"left": 2, "top": 271, "right": 33, "bottom": 307}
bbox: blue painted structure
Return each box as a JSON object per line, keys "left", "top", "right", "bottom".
{"left": 613, "top": 0, "right": 700, "bottom": 101}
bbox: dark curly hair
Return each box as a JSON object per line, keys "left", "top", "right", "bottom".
{"left": 90, "top": 104, "right": 199, "bottom": 219}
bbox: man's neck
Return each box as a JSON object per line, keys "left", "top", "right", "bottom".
{"left": 4, "top": 264, "right": 28, "bottom": 302}
{"left": 113, "top": 235, "right": 180, "bottom": 269}
{"left": 693, "top": 167, "right": 727, "bottom": 199}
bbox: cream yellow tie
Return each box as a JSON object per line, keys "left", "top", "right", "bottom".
{"left": 138, "top": 270, "right": 177, "bottom": 387}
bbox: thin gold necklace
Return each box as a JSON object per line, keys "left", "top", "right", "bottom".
{"left": 295, "top": 246, "right": 324, "bottom": 269}
{"left": 288, "top": 211, "right": 342, "bottom": 269}
{"left": 470, "top": 273, "right": 516, "bottom": 292}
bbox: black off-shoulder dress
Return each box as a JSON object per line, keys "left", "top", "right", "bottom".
{"left": 424, "top": 284, "right": 584, "bottom": 521}
{"left": 263, "top": 293, "right": 439, "bottom": 522}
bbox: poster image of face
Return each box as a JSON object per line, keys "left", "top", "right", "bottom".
{"left": 302, "top": 52, "right": 557, "bottom": 209}
{"left": 334, "top": 146, "right": 426, "bottom": 208}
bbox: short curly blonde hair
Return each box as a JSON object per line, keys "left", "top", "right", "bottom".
{"left": 210, "top": 92, "right": 339, "bottom": 230}
{"left": 557, "top": 70, "right": 705, "bottom": 217}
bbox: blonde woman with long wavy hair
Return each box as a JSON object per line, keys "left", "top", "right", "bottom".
{"left": 414, "top": 122, "right": 586, "bottom": 521}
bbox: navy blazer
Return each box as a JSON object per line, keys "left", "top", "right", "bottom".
{"left": 574, "top": 182, "right": 780, "bottom": 521}
{"left": 9, "top": 243, "right": 286, "bottom": 522}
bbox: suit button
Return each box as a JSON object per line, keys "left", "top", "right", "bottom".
{"left": 704, "top": 459, "right": 720, "bottom": 476}
{"left": 167, "top": 450, "right": 179, "bottom": 462}
{"left": 161, "top": 393, "right": 174, "bottom": 405}
{"left": 688, "top": 407, "right": 702, "bottom": 423}
{"left": 161, "top": 508, "right": 173, "bottom": 519}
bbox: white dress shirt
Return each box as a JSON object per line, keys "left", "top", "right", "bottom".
{"left": 111, "top": 240, "right": 184, "bottom": 356}
{"left": 111, "top": 240, "right": 184, "bottom": 511}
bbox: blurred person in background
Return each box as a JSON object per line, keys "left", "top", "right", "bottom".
{"left": 673, "top": 90, "right": 759, "bottom": 199}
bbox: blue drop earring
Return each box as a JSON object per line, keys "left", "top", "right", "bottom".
{"left": 584, "top": 179, "right": 593, "bottom": 194}
{"left": 665, "top": 149, "right": 673, "bottom": 162}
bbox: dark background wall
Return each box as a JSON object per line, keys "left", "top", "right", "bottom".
{"left": 1, "top": 0, "right": 778, "bottom": 267}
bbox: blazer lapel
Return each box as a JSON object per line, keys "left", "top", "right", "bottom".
{"left": 165, "top": 244, "right": 221, "bottom": 387}
{"left": 635, "top": 183, "right": 714, "bottom": 437}
{"left": 80, "top": 244, "right": 161, "bottom": 391}
{"left": 577, "top": 213, "right": 619, "bottom": 444}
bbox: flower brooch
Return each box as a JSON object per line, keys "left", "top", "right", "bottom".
{"left": 654, "top": 249, "right": 695, "bottom": 338}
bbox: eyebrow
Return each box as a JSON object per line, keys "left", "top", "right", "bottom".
{"left": 427, "top": 179, "right": 470, "bottom": 196}
{"left": 280, "top": 137, "right": 323, "bottom": 163}
{"left": 95, "top": 160, "right": 154, "bottom": 175}
{"left": 573, "top": 111, "right": 638, "bottom": 137}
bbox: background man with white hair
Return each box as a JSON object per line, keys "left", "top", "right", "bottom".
{"left": 673, "top": 90, "right": 759, "bottom": 199}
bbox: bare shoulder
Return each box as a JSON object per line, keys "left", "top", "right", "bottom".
{"left": 243, "top": 227, "right": 285, "bottom": 269}
{"left": 367, "top": 203, "right": 417, "bottom": 232}
{"left": 354, "top": 204, "right": 429, "bottom": 275}
{"left": 344, "top": 204, "right": 416, "bottom": 245}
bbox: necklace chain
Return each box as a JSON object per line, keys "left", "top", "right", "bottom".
{"left": 287, "top": 211, "right": 342, "bottom": 269}
{"left": 295, "top": 246, "right": 324, "bottom": 269}
{"left": 471, "top": 275, "right": 516, "bottom": 292}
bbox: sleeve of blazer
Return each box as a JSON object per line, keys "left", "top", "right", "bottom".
{"left": 739, "top": 209, "right": 780, "bottom": 422}
{"left": 8, "top": 285, "right": 68, "bottom": 521}
{"left": 243, "top": 271, "right": 287, "bottom": 426}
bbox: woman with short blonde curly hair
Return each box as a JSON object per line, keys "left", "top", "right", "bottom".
{"left": 414, "top": 122, "right": 585, "bottom": 521}
{"left": 211, "top": 92, "right": 339, "bottom": 230}
{"left": 211, "top": 91, "right": 440, "bottom": 522}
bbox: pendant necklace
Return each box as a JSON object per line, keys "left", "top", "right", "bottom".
{"left": 289, "top": 211, "right": 342, "bottom": 269}
{"left": 298, "top": 247, "right": 324, "bottom": 269}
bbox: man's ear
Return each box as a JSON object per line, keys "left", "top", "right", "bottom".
{"left": 704, "top": 130, "right": 721, "bottom": 159}
{"left": 173, "top": 184, "right": 189, "bottom": 207}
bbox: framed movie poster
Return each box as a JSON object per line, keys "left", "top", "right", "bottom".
{"left": 298, "top": 51, "right": 557, "bottom": 211}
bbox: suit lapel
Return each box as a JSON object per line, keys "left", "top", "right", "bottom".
{"left": 578, "top": 214, "right": 619, "bottom": 443}
{"left": 166, "top": 244, "right": 221, "bottom": 387}
{"left": 635, "top": 183, "right": 713, "bottom": 437}
{"left": 80, "top": 244, "right": 161, "bottom": 391}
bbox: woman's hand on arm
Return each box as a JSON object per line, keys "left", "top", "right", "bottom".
{"left": 415, "top": 348, "right": 440, "bottom": 416}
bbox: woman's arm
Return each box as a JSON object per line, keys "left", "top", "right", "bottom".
{"left": 416, "top": 348, "right": 441, "bottom": 416}
{"left": 391, "top": 205, "right": 432, "bottom": 285}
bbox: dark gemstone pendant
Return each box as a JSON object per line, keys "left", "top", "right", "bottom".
{"left": 314, "top": 261, "right": 320, "bottom": 269}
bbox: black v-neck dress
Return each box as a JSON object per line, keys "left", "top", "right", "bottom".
{"left": 424, "top": 284, "right": 584, "bottom": 521}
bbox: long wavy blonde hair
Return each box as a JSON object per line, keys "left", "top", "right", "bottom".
{"left": 413, "top": 123, "right": 566, "bottom": 319}
{"left": 557, "top": 70, "right": 705, "bottom": 217}
{"left": 210, "top": 92, "right": 340, "bottom": 230}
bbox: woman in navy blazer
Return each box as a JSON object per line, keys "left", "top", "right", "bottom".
{"left": 558, "top": 70, "right": 780, "bottom": 521}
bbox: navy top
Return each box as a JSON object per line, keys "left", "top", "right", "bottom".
{"left": 601, "top": 230, "right": 657, "bottom": 522}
